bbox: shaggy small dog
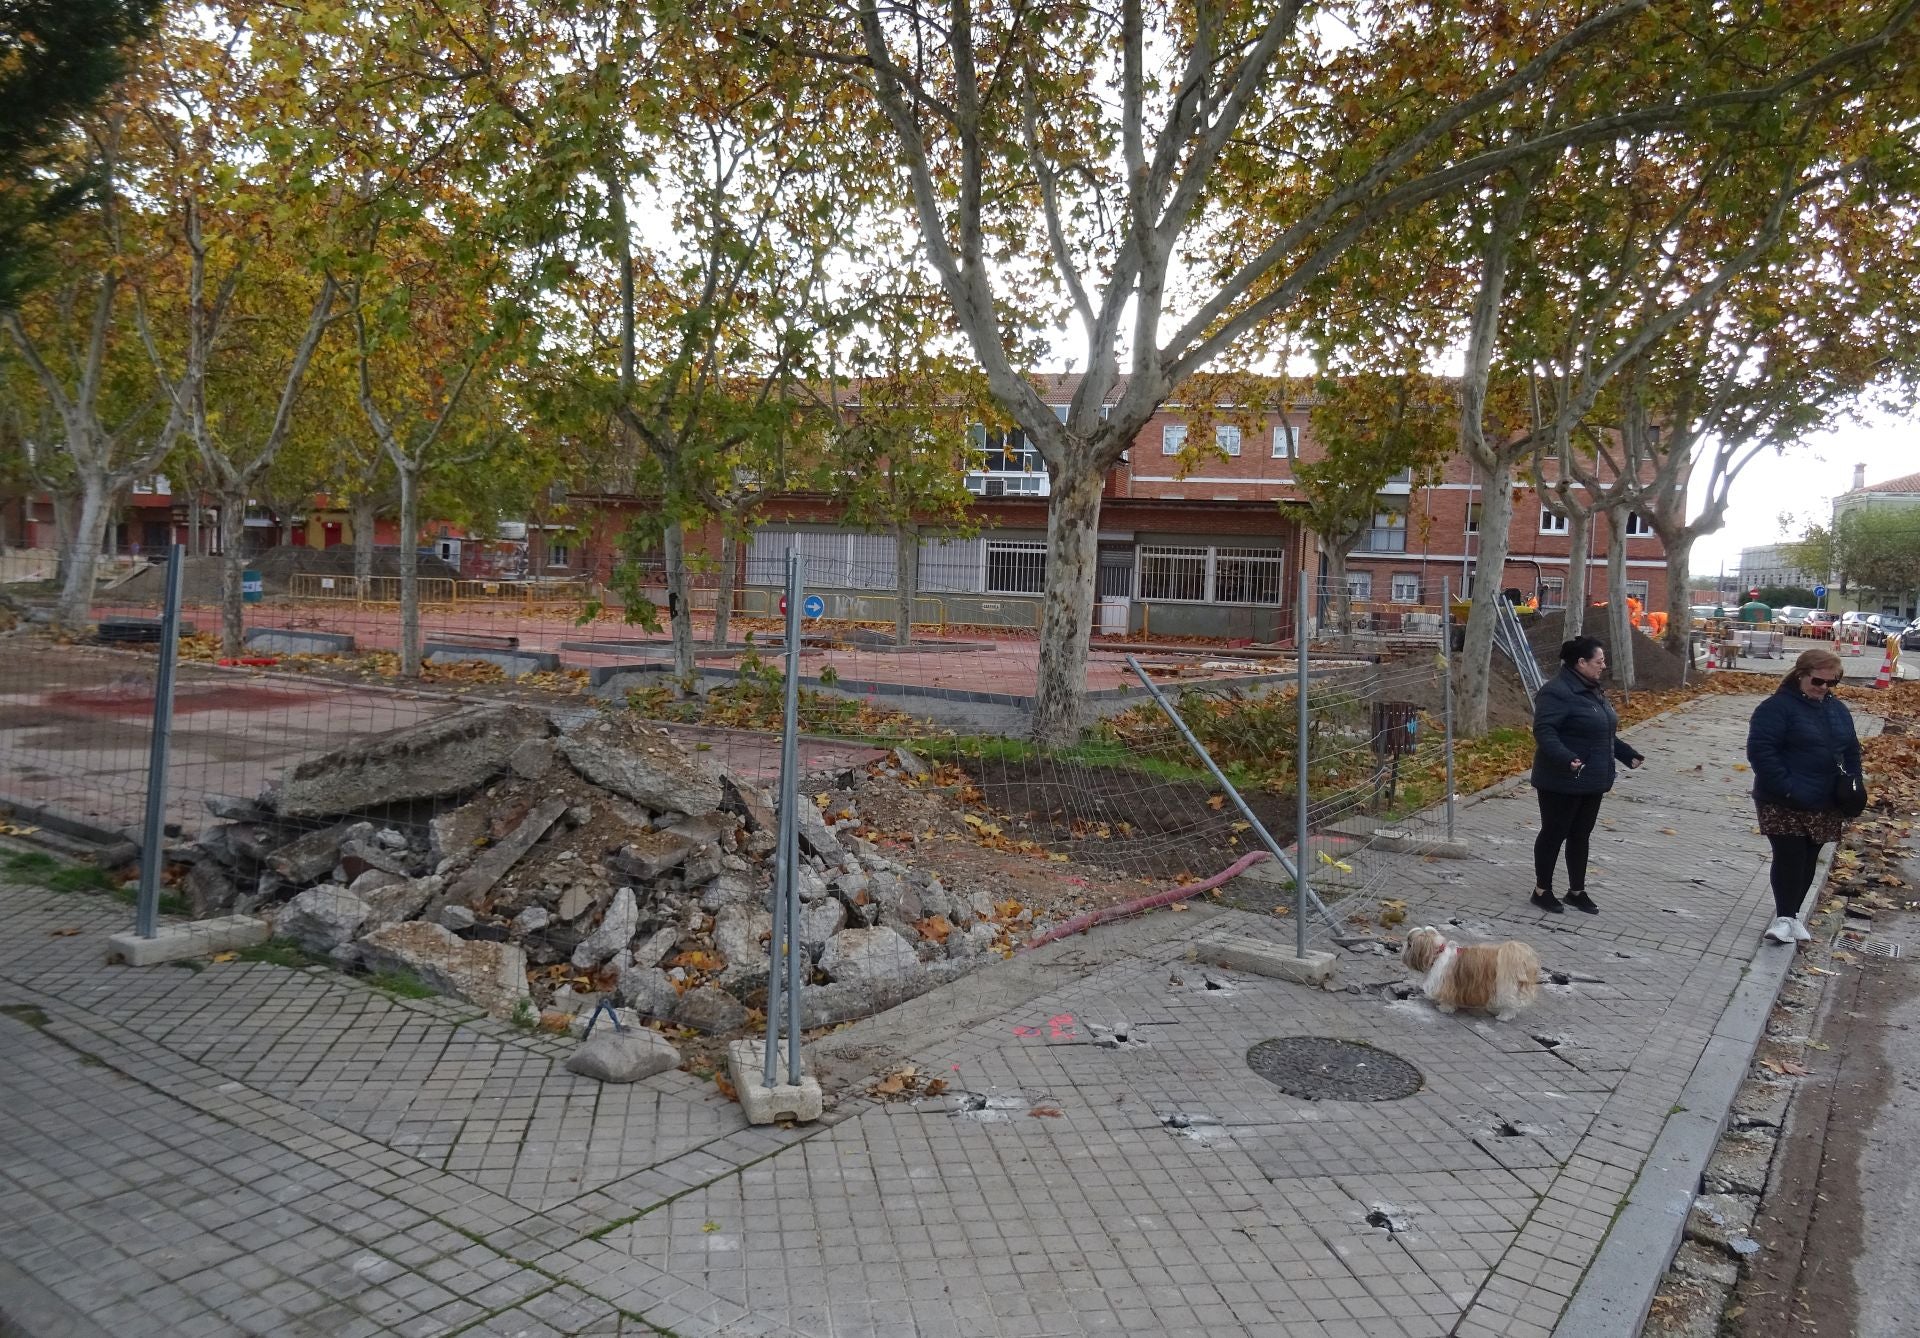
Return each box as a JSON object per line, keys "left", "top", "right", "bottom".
{"left": 1400, "top": 926, "right": 1540, "bottom": 1021}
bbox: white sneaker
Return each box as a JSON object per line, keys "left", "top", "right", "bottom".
{"left": 1792, "top": 919, "right": 1813, "bottom": 942}
{"left": 1765, "top": 916, "right": 1797, "bottom": 944}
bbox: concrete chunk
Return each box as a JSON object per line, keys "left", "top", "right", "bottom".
{"left": 275, "top": 706, "right": 550, "bottom": 818}
{"left": 559, "top": 716, "right": 724, "bottom": 815}
{"left": 1190, "top": 934, "right": 1337, "bottom": 987}
{"left": 445, "top": 796, "right": 570, "bottom": 907}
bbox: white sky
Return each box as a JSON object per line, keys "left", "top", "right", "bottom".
{"left": 1688, "top": 405, "right": 1917, "bottom": 574}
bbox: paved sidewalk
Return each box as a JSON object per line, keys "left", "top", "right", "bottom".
{"left": 0, "top": 693, "right": 1829, "bottom": 1337}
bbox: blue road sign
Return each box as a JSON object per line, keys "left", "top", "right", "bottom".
{"left": 802, "top": 594, "right": 825, "bottom": 619}
{"left": 1813, "top": 584, "right": 1827, "bottom": 599}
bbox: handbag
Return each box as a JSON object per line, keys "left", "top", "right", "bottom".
{"left": 1833, "top": 767, "right": 1868, "bottom": 818}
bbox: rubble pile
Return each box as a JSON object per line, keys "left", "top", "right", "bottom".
{"left": 177, "top": 707, "right": 1014, "bottom": 1028}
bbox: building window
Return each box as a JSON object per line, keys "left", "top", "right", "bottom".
{"left": 1623, "top": 512, "right": 1653, "bottom": 537}
{"left": 1213, "top": 547, "right": 1285, "bottom": 605}
{"left": 985, "top": 540, "right": 1048, "bottom": 595}
{"left": 1272, "top": 423, "right": 1298, "bottom": 458}
{"left": 547, "top": 542, "right": 570, "bottom": 567}
{"left": 1539, "top": 576, "right": 1565, "bottom": 608}
{"left": 1215, "top": 425, "right": 1241, "bottom": 457}
{"left": 1346, "top": 571, "right": 1373, "bottom": 601}
{"left": 1625, "top": 580, "right": 1649, "bottom": 604}
{"left": 1390, "top": 573, "right": 1420, "bottom": 604}
{"left": 1361, "top": 512, "right": 1406, "bottom": 552}
{"left": 1465, "top": 503, "right": 1481, "bottom": 534}
{"left": 1161, "top": 424, "right": 1187, "bottom": 455}
{"left": 1540, "top": 507, "right": 1570, "bottom": 535}
{"left": 1138, "top": 546, "right": 1209, "bottom": 602}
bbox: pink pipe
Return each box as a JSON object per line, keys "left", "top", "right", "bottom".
{"left": 1018, "top": 850, "right": 1273, "bottom": 951}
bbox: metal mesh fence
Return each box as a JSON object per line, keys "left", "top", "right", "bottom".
{"left": 0, "top": 551, "right": 1458, "bottom": 1030}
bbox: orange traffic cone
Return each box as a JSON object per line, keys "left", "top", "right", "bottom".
{"left": 1704, "top": 642, "right": 1718, "bottom": 670}
{"left": 1874, "top": 640, "right": 1897, "bottom": 688}
{"left": 1844, "top": 629, "right": 1862, "bottom": 656}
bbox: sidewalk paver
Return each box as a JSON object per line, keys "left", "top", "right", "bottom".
{"left": 0, "top": 693, "right": 1833, "bottom": 1336}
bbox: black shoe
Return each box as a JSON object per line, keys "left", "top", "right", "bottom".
{"left": 1564, "top": 891, "right": 1599, "bottom": 914}
{"left": 1531, "top": 889, "right": 1564, "bottom": 914}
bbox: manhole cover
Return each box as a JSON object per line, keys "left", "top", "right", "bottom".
{"left": 1246, "top": 1037, "right": 1424, "bottom": 1101}
{"left": 1860, "top": 939, "right": 1904, "bottom": 959}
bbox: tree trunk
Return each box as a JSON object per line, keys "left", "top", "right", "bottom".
{"left": 1324, "top": 543, "right": 1352, "bottom": 638}
{"left": 50, "top": 489, "right": 79, "bottom": 582}
{"left": 663, "top": 518, "right": 695, "bottom": 683}
{"left": 1605, "top": 508, "right": 1636, "bottom": 689}
{"left": 52, "top": 476, "right": 111, "bottom": 633}
{"left": 1663, "top": 536, "right": 1692, "bottom": 661}
{"left": 712, "top": 531, "right": 736, "bottom": 647}
{"left": 1031, "top": 463, "right": 1102, "bottom": 747}
{"left": 1457, "top": 467, "right": 1516, "bottom": 736}
{"left": 351, "top": 493, "right": 377, "bottom": 597}
{"left": 1562, "top": 512, "right": 1590, "bottom": 639}
{"left": 188, "top": 493, "right": 202, "bottom": 557}
{"left": 894, "top": 520, "right": 919, "bottom": 646}
{"left": 218, "top": 492, "right": 247, "bottom": 657}
{"left": 278, "top": 511, "right": 295, "bottom": 548}
{"left": 397, "top": 463, "right": 421, "bottom": 677}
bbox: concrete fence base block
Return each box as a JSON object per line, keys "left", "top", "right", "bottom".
{"left": 1368, "top": 829, "right": 1471, "bottom": 859}
{"left": 423, "top": 645, "right": 560, "bottom": 677}
{"left": 1189, "top": 934, "right": 1338, "bottom": 987}
{"left": 109, "top": 915, "right": 269, "bottom": 966}
{"left": 727, "top": 1037, "right": 823, "bottom": 1125}
{"left": 245, "top": 627, "right": 356, "bottom": 655}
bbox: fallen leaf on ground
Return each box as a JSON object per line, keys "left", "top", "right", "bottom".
{"left": 49, "top": 927, "right": 81, "bottom": 938}
{"left": 210, "top": 951, "right": 237, "bottom": 963}
{"left": 1028, "top": 1106, "right": 1063, "bottom": 1118}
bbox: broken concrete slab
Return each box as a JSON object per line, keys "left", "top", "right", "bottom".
{"left": 275, "top": 706, "right": 551, "bottom": 818}
{"left": 358, "top": 876, "right": 443, "bottom": 932}
{"left": 275, "top": 887, "right": 371, "bottom": 954}
{"left": 444, "top": 796, "right": 570, "bottom": 907}
{"left": 110, "top": 915, "right": 269, "bottom": 966}
{"left": 571, "top": 887, "right": 639, "bottom": 969}
{"left": 608, "top": 829, "right": 696, "bottom": 882}
{"left": 266, "top": 821, "right": 353, "bottom": 884}
{"left": 1190, "top": 934, "right": 1337, "bottom": 987}
{"left": 721, "top": 771, "right": 776, "bottom": 833}
{"left": 558, "top": 716, "right": 724, "bottom": 816}
{"left": 182, "top": 861, "right": 241, "bottom": 918}
{"left": 789, "top": 795, "right": 845, "bottom": 861}
{"left": 798, "top": 958, "right": 971, "bottom": 1029}
{"left": 819, "top": 926, "right": 922, "bottom": 985}
{"left": 428, "top": 799, "right": 491, "bottom": 868}
{"left": 508, "top": 738, "right": 556, "bottom": 780}
{"left": 618, "top": 965, "right": 681, "bottom": 1019}
{"left": 355, "top": 921, "right": 531, "bottom": 1016}
{"left": 672, "top": 984, "right": 748, "bottom": 1033}
{"left": 556, "top": 885, "right": 595, "bottom": 923}
{"left": 629, "top": 926, "right": 678, "bottom": 971}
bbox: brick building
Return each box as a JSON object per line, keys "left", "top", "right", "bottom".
{"left": 576, "top": 374, "right": 1676, "bottom": 640}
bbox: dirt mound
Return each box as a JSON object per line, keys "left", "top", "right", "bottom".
{"left": 1524, "top": 606, "right": 1688, "bottom": 691}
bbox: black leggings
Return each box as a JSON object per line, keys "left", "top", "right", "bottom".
{"left": 1535, "top": 791, "right": 1605, "bottom": 893}
{"left": 1767, "top": 835, "right": 1826, "bottom": 919}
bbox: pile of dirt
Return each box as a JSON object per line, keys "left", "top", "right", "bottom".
{"left": 1524, "top": 606, "right": 1689, "bottom": 691}
{"left": 171, "top": 708, "right": 1025, "bottom": 1036}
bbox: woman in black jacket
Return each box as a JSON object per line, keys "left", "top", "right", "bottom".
{"left": 1746, "top": 647, "right": 1863, "bottom": 944}
{"left": 1529, "top": 636, "right": 1645, "bottom": 914}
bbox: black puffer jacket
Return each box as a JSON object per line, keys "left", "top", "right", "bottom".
{"left": 1746, "top": 682, "right": 1861, "bottom": 810}
{"left": 1530, "top": 665, "right": 1644, "bottom": 795}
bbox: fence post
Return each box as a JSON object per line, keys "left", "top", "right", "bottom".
{"left": 135, "top": 544, "right": 186, "bottom": 939}
{"left": 1441, "top": 576, "right": 1457, "bottom": 842}
{"left": 764, "top": 552, "right": 807, "bottom": 1085}
{"left": 1295, "top": 571, "right": 1311, "bottom": 960}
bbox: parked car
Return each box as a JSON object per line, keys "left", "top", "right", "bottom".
{"left": 1801, "top": 610, "right": 1836, "bottom": 639}
{"left": 1901, "top": 619, "right": 1920, "bottom": 652}
{"left": 1840, "top": 611, "right": 1904, "bottom": 642}
{"left": 1774, "top": 605, "right": 1814, "bottom": 629}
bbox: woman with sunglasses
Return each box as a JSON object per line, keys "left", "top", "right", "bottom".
{"left": 1745, "top": 647, "right": 1863, "bottom": 944}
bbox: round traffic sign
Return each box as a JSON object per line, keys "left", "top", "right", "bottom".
{"left": 1814, "top": 584, "right": 1827, "bottom": 598}
{"left": 803, "top": 594, "right": 825, "bottom": 619}
{"left": 778, "top": 594, "right": 786, "bottom": 615}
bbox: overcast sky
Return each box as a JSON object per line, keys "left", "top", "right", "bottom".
{"left": 1688, "top": 405, "right": 1916, "bottom": 576}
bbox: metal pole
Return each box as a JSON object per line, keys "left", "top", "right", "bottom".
{"left": 135, "top": 544, "right": 186, "bottom": 939}
{"left": 1294, "top": 571, "right": 1311, "bottom": 960}
{"left": 782, "top": 559, "right": 805, "bottom": 1085}
{"left": 763, "top": 552, "right": 805, "bottom": 1085}
{"left": 1123, "top": 655, "right": 1340, "bottom": 935}
{"left": 1441, "top": 576, "right": 1457, "bottom": 842}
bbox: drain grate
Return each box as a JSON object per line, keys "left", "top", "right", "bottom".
{"left": 1246, "top": 1036, "right": 1424, "bottom": 1101}
{"left": 1860, "top": 939, "right": 1903, "bottom": 960}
